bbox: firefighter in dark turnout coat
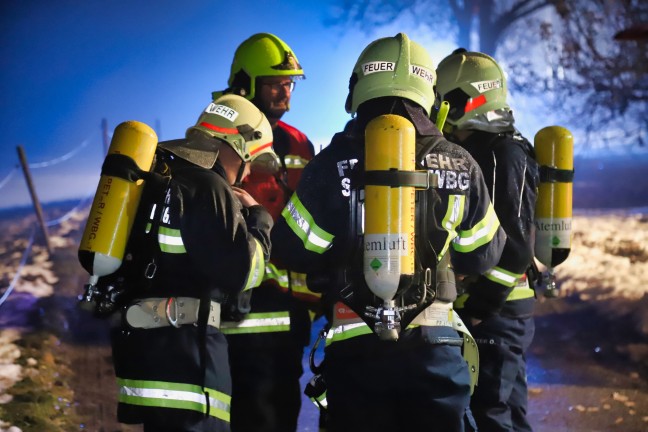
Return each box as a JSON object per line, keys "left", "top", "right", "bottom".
{"left": 436, "top": 49, "right": 540, "bottom": 432}
{"left": 271, "top": 33, "right": 506, "bottom": 432}
{"left": 211, "top": 33, "right": 320, "bottom": 432}
{"left": 109, "top": 94, "right": 277, "bottom": 432}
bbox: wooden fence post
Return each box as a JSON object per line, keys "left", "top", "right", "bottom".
{"left": 16, "top": 145, "right": 52, "bottom": 255}
{"left": 101, "top": 118, "right": 110, "bottom": 155}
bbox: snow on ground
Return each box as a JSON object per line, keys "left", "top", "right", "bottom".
{"left": 556, "top": 211, "right": 648, "bottom": 338}
{"left": 0, "top": 208, "right": 647, "bottom": 430}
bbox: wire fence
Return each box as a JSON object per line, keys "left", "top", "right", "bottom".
{"left": 0, "top": 138, "right": 98, "bottom": 309}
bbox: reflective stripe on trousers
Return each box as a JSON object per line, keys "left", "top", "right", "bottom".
{"left": 117, "top": 378, "right": 231, "bottom": 422}
{"left": 220, "top": 311, "right": 290, "bottom": 335}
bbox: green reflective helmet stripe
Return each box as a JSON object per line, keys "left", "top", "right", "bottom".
{"left": 436, "top": 51, "right": 509, "bottom": 130}
{"left": 228, "top": 33, "right": 305, "bottom": 100}
{"left": 347, "top": 33, "right": 437, "bottom": 115}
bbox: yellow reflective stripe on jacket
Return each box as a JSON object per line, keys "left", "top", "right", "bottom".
{"left": 263, "top": 264, "right": 322, "bottom": 302}
{"left": 264, "top": 262, "right": 289, "bottom": 288}
{"left": 220, "top": 311, "right": 290, "bottom": 334}
{"left": 116, "top": 378, "right": 231, "bottom": 422}
{"left": 290, "top": 271, "right": 321, "bottom": 302}
{"left": 284, "top": 154, "right": 310, "bottom": 169}
{"left": 484, "top": 266, "right": 524, "bottom": 288}
{"left": 440, "top": 194, "right": 465, "bottom": 257}
{"left": 507, "top": 278, "right": 535, "bottom": 301}
{"left": 325, "top": 322, "right": 373, "bottom": 345}
{"left": 454, "top": 276, "right": 535, "bottom": 307}
{"left": 454, "top": 293, "right": 469, "bottom": 309}
{"left": 243, "top": 238, "right": 265, "bottom": 291}
{"left": 282, "top": 193, "right": 334, "bottom": 254}
{"left": 157, "top": 226, "right": 186, "bottom": 254}
{"left": 452, "top": 203, "right": 500, "bottom": 253}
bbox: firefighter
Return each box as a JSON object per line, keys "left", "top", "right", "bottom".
{"left": 436, "top": 49, "right": 541, "bottom": 432}
{"left": 211, "top": 33, "right": 320, "bottom": 432}
{"left": 271, "top": 33, "right": 506, "bottom": 432}
{"left": 109, "top": 94, "right": 277, "bottom": 432}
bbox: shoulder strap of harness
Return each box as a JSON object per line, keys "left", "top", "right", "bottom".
{"left": 336, "top": 133, "right": 457, "bottom": 333}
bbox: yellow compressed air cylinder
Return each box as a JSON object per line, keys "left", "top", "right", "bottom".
{"left": 78, "top": 121, "right": 158, "bottom": 281}
{"left": 534, "top": 126, "right": 573, "bottom": 268}
{"left": 363, "top": 114, "right": 416, "bottom": 301}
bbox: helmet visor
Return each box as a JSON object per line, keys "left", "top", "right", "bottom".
{"left": 250, "top": 152, "right": 280, "bottom": 174}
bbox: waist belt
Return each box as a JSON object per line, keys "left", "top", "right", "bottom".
{"left": 330, "top": 301, "right": 453, "bottom": 328}
{"left": 125, "top": 297, "right": 221, "bottom": 329}
{"left": 329, "top": 301, "right": 479, "bottom": 394}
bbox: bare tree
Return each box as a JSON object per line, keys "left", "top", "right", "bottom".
{"left": 328, "top": 0, "right": 648, "bottom": 152}
{"left": 500, "top": 0, "right": 647, "bottom": 151}
{"left": 328, "top": 0, "right": 550, "bottom": 55}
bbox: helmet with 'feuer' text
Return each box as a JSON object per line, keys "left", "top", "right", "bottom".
{"left": 435, "top": 50, "right": 511, "bottom": 131}
{"left": 346, "top": 32, "right": 437, "bottom": 116}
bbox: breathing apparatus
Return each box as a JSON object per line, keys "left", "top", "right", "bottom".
{"left": 78, "top": 95, "right": 277, "bottom": 315}
{"left": 533, "top": 126, "right": 574, "bottom": 297}
{"left": 342, "top": 33, "right": 443, "bottom": 341}
{"left": 78, "top": 121, "right": 159, "bottom": 314}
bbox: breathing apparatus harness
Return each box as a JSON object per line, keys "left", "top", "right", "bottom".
{"left": 81, "top": 150, "right": 173, "bottom": 317}
{"left": 328, "top": 131, "right": 457, "bottom": 338}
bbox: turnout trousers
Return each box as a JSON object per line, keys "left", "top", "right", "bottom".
{"left": 324, "top": 329, "right": 472, "bottom": 432}
{"left": 465, "top": 313, "right": 535, "bottom": 432}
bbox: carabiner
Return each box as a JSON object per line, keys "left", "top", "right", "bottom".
{"left": 165, "top": 297, "right": 181, "bottom": 328}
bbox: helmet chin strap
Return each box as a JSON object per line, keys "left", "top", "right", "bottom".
{"left": 234, "top": 160, "right": 247, "bottom": 187}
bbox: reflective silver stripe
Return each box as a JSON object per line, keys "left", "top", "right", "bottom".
{"left": 284, "top": 154, "right": 309, "bottom": 169}
{"left": 311, "top": 393, "right": 328, "bottom": 408}
{"left": 220, "top": 312, "right": 290, "bottom": 334}
{"left": 440, "top": 195, "right": 465, "bottom": 256}
{"left": 484, "top": 266, "right": 522, "bottom": 287}
{"left": 282, "top": 194, "right": 334, "bottom": 253}
{"left": 452, "top": 203, "right": 500, "bottom": 252}
{"left": 158, "top": 226, "right": 186, "bottom": 253}
{"left": 117, "top": 379, "right": 230, "bottom": 422}
{"left": 264, "top": 262, "right": 290, "bottom": 288}
{"left": 243, "top": 238, "right": 265, "bottom": 291}
{"left": 326, "top": 322, "right": 372, "bottom": 345}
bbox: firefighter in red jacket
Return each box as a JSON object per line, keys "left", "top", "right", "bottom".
{"left": 212, "top": 33, "right": 320, "bottom": 432}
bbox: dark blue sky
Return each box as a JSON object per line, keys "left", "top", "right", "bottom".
{"left": 1, "top": 0, "right": 360, "bottom": 207}
{"left": 0, "top": 0, "right": 560, "bottom": 209}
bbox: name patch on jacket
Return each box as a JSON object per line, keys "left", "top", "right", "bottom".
{"left": 423, "top": 153, "right": 470, "bottom": 191}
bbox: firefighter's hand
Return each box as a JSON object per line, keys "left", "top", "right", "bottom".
{"left": 232, "top": 187, "right": 259, "bottom": 208}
